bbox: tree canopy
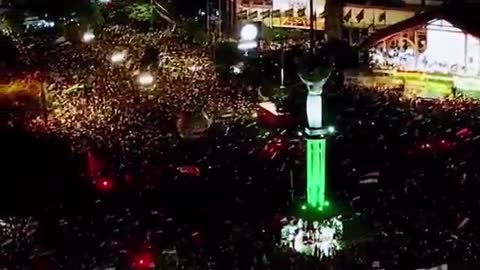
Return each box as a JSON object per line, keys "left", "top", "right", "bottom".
{"left": 126, "top": 3, "right": 156, "bottom": 24}
{"left": 0, "top": 16, "right": 13, "bottom": 35}
{"left": 122, "top": 0, "right": 175, "bottom": 26}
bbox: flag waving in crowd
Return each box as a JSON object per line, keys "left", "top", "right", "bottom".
{"left": 359, "top": 171, "right": 380, "bottom": 184}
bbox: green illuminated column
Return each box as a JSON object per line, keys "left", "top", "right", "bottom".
{"left": 306, "top": 138, "right": 326, "bottom": 210}
{"left": 299, "top": 66, "right": 332, "bottom": 212}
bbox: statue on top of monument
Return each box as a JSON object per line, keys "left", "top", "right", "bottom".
{"left": 297, "top": 54, "right": 332, "bottom": 95}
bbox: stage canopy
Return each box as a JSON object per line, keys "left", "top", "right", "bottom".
{"left": 364, "top": 6, "right": 480, "bottom": 98}
{"left": 366, "top": 8, "right": 480, "bottom": 77}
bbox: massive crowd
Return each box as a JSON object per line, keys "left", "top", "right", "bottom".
{"left": 19, "top": 25, "right": 257, "bottom": 154}
{"left": 3, "top": 21, "right": 480, "bottom": 270}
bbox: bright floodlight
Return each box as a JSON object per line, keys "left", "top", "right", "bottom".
{"left": 240, "top": 24, "right": 258, "bottom": 41}
{"left": 110, "top": 50, "right": 127, "bottom": 64}
{"left": 82, "top": 31, "right": 95, "bottom": 43}
{"left": 138, "top": 72, "right": 154, "bottom": 86}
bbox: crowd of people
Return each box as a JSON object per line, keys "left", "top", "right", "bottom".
{"left": 14, "top": 25, "right": 254, "bottom": 155}
{"left": 369, "top": 44, "right": 478, "bottom": 76}
{"left": 280, "top": 216, "right": 343, "bottom": 259}
{"left": 4, "top": 19, "right": 480, "bottom": 270}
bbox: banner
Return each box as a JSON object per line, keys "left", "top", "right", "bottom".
{"left": 261, "top": 9, "right": 271, "bottom": 19}
{"left": 272, "top": 9, "right": 281, "bottom": 17}
{"left": 248, "top": 10, "right": 258, "bottom": 20}
{"left": 343, "top": 9, "right": 352, "bottom": 22}
{"left": 273, "top": 0, "right": 326, "bottom": 16}
{"left": 238, "top": 9, "right": 248, "bottom": 20}
{"left": 378, "top": 11, "right": 386, "bottom": 23}
{"left": 284, "top": 8, "right": 294, "bottom": 17}
{"left": 237, "top": 0, "right": 326, "bottom": 29}
{"left": 356, "top": 9, "right": 364, "bottom": 23}
{"left": 237, "top": 0, "right": 413, "bottom": 29}
{"left": 297, "top": 7, "right": 306, "bottom": 17}
{"left": 342, "top": 4, "right": 414, "bottom": 28}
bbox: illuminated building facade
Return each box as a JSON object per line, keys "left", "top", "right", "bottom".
{"left": 235, "top": 0, "right": 415, "bottom": 33}
{"left": 365, "top": 7, "right": 480, "bottom": 97}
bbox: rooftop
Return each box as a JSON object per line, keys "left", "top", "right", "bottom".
{"left": 361, "top": 3, "right": 480, "bottom": 46}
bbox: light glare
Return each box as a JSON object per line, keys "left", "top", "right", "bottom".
{"left": 110, "top": 50, "right": 127, "bottom": 63}
{"left": 138, "top": 72, "right": 154, "bottom": 86}
{"left": 82, "top": 31, "right": 95, "bottom": 43}
{"left": 240, "top": 24, "right": 258, "bottom": 41}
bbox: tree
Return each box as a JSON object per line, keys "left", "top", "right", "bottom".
{"left": 124, "top": 0, "right": 175, "bottom": 26}
{"left": 78, "top": 1, "right": 104, "bottom": 28}
{"left": 0, "top": 16, "right": 13, "bottom": 35}
{"left": 126, "top": 3, "right": 156, "bottom": 24}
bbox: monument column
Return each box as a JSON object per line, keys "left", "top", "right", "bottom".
{"left": 299, "top": 69, "right": 334, "bottom": 211}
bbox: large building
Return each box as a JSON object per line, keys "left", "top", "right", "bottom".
{"left": 234, "top": 0, "right": 433, "bottom": 32}
{"left": 235, "top": 0, "right": 325, "bottom": 30}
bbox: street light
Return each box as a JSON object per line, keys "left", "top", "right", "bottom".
{"left": 137, "top": 72, "right": 154, "bottom": 86}
{"left": 238, "top": 23, "right": 258, "bottom": 55}
{"left": 82, "top": 31, "right": 95, "bottom": 43}
{"left": 240, "top": 24, "right": 258, "bottom": 41}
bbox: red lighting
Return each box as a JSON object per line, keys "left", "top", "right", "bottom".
{"left": 133, "top": 253, "right": 155, "bottom": 269}
{"left": 96, "top": 177, "right": 113, "bottom": 191}
{"left": 177, "top": 165, "right": 201, "bottom": 177}
{"left": 456, "top": 128, "right": 473, "bottom": 138}
{"left": 410, "top": 137, "right": 456, "bottom": 156}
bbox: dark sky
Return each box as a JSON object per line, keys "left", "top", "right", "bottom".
{"left": 173, "top": 0, "right": 206, "bottom": 16}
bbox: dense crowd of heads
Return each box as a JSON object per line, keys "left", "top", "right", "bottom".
{"left": 17, "top": 25, "right": 257, "bottom": 156}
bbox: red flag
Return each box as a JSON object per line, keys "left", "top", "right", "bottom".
{"left": 456, "top": 128, "right": 472, "bottom": 138}
{"left": 177, "top": 165, "right": 201, "bottom": 177}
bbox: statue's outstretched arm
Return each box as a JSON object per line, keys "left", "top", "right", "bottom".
{"left": 298, "top": 73, "right": 312, "bottom": 87}
{"left": 298, "top": 69, "right": 332, "bottom": 94}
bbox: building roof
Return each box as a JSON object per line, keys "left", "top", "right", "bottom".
{"left": 361, "top": 4, "right": 480, "bottom": 46}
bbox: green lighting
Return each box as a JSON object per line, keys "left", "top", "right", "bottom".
{"left": 306, "top": 138, "right": 327, "bottom": 210}
{"left": 327, "top": 126, "right": 335, "bottom": 133}
{"left": 301, "top": 205, "right": 307, "bottom": 210}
